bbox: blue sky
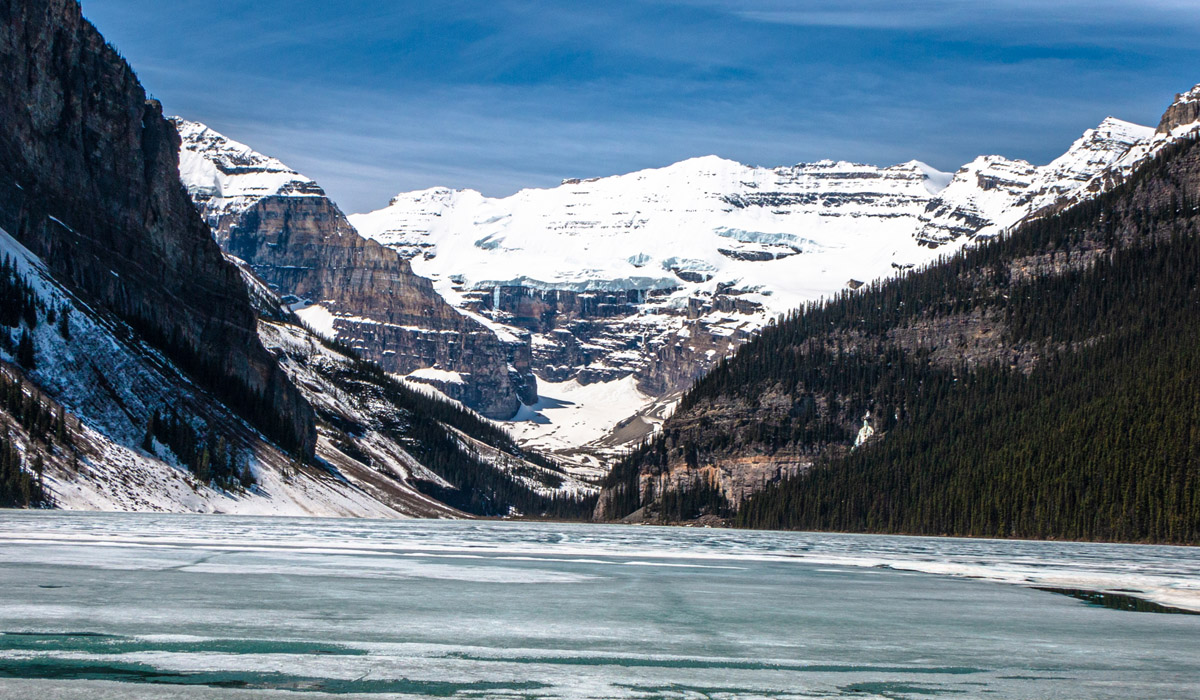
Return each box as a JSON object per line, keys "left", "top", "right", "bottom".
{"left": 81, "top": 0, "right": 1200, "bottom": 214}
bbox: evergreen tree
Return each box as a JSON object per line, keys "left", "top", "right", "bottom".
{"left": 15, "top": 330, "right": 34, "bottom": 369}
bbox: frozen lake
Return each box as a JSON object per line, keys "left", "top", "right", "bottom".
{"left": 0, "top": 512, "right": 1198, "bottom": 699}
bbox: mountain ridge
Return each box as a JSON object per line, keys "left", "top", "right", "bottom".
{"left": 0, "top": 0, "right": 591, "bottom": 519}
{"left": 0, "top": 0, "right": 315, "bottom": 456}
{"left": 172, "top": 118, "right": 538, "bottom": 420}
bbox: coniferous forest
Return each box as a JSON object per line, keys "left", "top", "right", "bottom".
{"left": 334, "top": 356, "right": 596, "bottom": 519}
{"left": 0, "top": 367, "right": 72, "bottom": 508}
{"left": 604, "top": 136, "right": 1200, "bottom": 543}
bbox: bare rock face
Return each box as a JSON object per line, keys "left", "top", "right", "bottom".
{"left": 457, "top": 281, "right": 758, "bottom": 398}
{"left": 351, "top": 134, "right": 1153, "bottom": 457}
{"left": 173, "top": 120, "right": 536, "bottom": 418}
{"left": 0, "top": 0, "right": 316, "bottom": 454}
{"left": 1157, "top": 85, "right": 1200, "bottom": 135}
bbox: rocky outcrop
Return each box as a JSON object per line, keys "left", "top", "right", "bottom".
{"left": 1157, "top": 85, "right": 1200, "bottom": 135}
{"left": 173, "top": 120, "right": 536, "bottom": 418}
{"left": 596, "top": 97, "right": 1200, "bottom": 522}
{"left": 0, "top": 0, "right": 315, "bottom": 454}
{"left": 456, "top": 281, "right": 756, "bottom": 396}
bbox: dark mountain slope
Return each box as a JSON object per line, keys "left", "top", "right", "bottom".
{"left": 0, "top": 0, "right": 313, "bottom": 454}
{"left": 243, "top": 280, "right": 597, "bottom": 518}
{"left": 600, "top": 135, "right": 1200, "bottom": 543}
{"left": 0, "top": 0, "right": 588, "bottom": 518}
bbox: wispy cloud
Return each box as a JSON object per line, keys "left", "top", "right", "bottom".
{"left": 676, "top": 0, "right": 1200, "bottom": 31}
{"left": 81, "top": 0, "right": 1200, "bottom": 214}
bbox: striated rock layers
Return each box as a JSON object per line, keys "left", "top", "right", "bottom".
{"left": 0, "top": 0, "right": 315, "bottom": 453}
{"left": 595, "top": 84, "right": 1200, "bottom": 521}
{"left": 173, "top": 120, "right": 535, "bottom": 419}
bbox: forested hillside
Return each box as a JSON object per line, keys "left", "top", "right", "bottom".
{"left": 600, "top": 136, "right": 1200, "bottom": 543}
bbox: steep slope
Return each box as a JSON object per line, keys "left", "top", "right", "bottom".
{"left": 0, "top": 0, "right": 314, "bottom": 455}
{"left": 0, "top": 225, "right": 406, "bottom": 516}
{"left": 350, "top": 119, "right": 1150, "bottom": 459}
{"left": 915, "top": 118, "right": 1155, "bottom": 244}
{"left": 598, "top": 96, "right": 1200, "bottom": 543}
{"left": 173, "top": 119, "right": 536, "bottom": 419}
{"left": 0, "top": 209, "right": 592, "bottom": 517}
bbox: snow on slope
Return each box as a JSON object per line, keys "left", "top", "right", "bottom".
{"left": 510, "top": 375, "right": 654, "bottom": 449}
{"left": 349, "top": 118, "right": 1154, "bottom": 458}
{"left": 353, "top": 156, "right": 956, "bottom": 316}
{"left": 258, "top": 317, "right": 594, "bottom": 506}
{"left": 0, "top": 226, "right": 403, "bottom": 517}
{"left": 1063, "top": 87, "right": 1200, "bottom": 203}
{"left": 916, "top": 118, "right": 1154, "bottom": 244}
{"left": 354, "top": 120, "right": 1151, "bottom": 313}
{"left": 173, "top": 119, "right": 324, "bottom": 220}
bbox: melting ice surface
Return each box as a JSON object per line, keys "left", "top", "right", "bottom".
{"left": 0, "top": 513, "right": 1198, "bottom": 699}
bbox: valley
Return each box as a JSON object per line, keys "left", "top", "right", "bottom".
{"left": 0, "top": 0, "right": 1198, "bottom": 540}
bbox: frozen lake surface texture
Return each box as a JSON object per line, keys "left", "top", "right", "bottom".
{"left": 0, "top": 512, "right": 1198, "bottom": 699}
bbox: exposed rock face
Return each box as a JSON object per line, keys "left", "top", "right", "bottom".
{"left": 353, "top": 161, "right": 951, "bottom": 421}
{"left": 173, "top": 120, "right": 535, "bottom": 418}
{"left": 458, "top": 283, "right": 750, "bottom": 394}
{"left": 1158, "top": 85, "right": 1200, "bottom": 135}
{"left": 0, "top": 0, "right": 315, "bottom": 454}
{"left": 595, "top": 93, "right": 1200, "bottom": 521}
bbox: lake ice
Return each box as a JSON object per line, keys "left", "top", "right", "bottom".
{"left": 0, "top": 512, "right": 1197, "bottom": 699}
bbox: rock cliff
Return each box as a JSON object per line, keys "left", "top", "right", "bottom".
{"left": 596, "top": 86, "right": 1200, "bottom": 524}
{"left": 0, "top": 0, "right": 315, "bottom": 454}
{"left": 1158, "top": 85, "right": 1200, "bottom": 135}
{"left": 173, "top": 120, "right": 535, "bottom": 418}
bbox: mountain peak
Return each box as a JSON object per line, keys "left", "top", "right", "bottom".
{"left": 1094, "top": 116, "right": 1153, "bottom": 137}
{"left": 172, "top": 118, "right": 324, "bottom": 201}
{"left": 906, "top": 160, "right": 955, "bottom": 194}
{"left": 656, "top": 154, "right": 747, "bottom": 176}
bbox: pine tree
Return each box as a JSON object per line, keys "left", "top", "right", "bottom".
{"left": 15, "top": 330, "right": 34, "bottom": 369}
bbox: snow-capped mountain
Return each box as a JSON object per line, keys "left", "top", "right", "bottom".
{"left": 1059, "top": 85, "right": 1200, "bottom": 201}
{"left": 0, "top": 0, "right": 593, "bottom": 519}
{"left": 0, "top": 224, "right": 416, "bottom": 516}
{"left": 348, "top": 115, "right": 1154, "bottom": 462}
{"left": 173, "top": 119, "right": 538, "bottom": 420}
